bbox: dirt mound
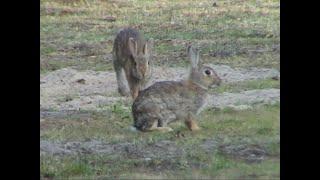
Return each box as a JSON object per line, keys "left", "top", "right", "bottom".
{"left": 200, "top": 138, "right": 273, "bottom": 163}
{"left": 219, "top": 144, "right": 267, "bottom": 163}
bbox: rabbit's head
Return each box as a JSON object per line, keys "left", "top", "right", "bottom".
{"left": 187, "top": 45, "right": 221, "bottom": 89}
{"left": 128, "top": 37, "right": 154, "bottom": 80}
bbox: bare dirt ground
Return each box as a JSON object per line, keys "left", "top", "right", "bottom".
{"left": 40, "top": 64, "right": 279, "bottom": 111}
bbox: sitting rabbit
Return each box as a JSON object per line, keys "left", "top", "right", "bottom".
{"left": 132, "top": 45, "right": 221, "bottom": 132}
{"left": 112, "top": 28, "right": 154, "bottom": 99}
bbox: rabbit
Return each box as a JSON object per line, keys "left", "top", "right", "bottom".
{"left": 112, "top": 28, "right": 154, "bottom": 99}
{"left": 132, "top": 45, "right": 222, "bottom": 132}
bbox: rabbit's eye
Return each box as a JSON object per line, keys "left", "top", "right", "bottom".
{"left": 133, "top": 61, "right": 137, "bottom": 66}
{"left": 148, "top": 61, "right": 150, "bottom": 65}
{"left": 205, "top": 70, "right": 211, "bottom": 75}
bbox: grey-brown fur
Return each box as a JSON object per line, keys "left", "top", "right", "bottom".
{"left": 112, "top": 28, "right": 153, "bottom": 99}
{"left": 132, "top": 45, "right": 221, "bottom": 132}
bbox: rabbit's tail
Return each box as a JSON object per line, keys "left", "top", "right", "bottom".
{"left": 129, "top": 126, "right": 138, "bottom": 132}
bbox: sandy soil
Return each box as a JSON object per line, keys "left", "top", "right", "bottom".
{"left": 40, "top": 64, "right": 279, "bottom": 111}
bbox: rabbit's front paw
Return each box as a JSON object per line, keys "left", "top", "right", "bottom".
{"left": 185, "top": 120, "right": 201, "bottom": 131}
{"left": 118, "top": 87, "right": 130, "bottom": 97}
{"left": 191, "top": 125, "right": 201, "bottom": 131}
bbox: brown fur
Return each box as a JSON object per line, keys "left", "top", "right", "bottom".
{"left": 132, "top": 45, "right": 221, "bottom": 132}
{"left": 185, "top": 113, "right": 201, "bottom": 131}
{"left": 112, "top": 28, "right": 153, "bottom": 99}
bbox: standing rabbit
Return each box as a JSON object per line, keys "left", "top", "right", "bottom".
{"left": 112, "top": 28, "right": 154, "bottom": 99}
{"left": 132, "top": 45, "right": 221, "bottom": 132}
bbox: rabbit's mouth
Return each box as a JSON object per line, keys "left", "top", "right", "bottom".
{"left": 134, "top": 72, "right": 144, "bottom": 80}
{"left": 136, "top": 76, "right": 143, "bottom": 80}
{"left": 210, "top": 82, "right": 221, "bottom": 88}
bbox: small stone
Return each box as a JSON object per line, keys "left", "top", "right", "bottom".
{"left": 272, "top": 76, "right": 280, "bottom": 80}
{"left": 175, "top": 130, "right": 185, "bottom": 138}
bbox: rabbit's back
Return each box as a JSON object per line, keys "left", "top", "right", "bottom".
{"left": 113, "top": 28, "right": 146, "bottom": 60}
{"left": 132, "top": 81, "right": 208, "bottom": 129}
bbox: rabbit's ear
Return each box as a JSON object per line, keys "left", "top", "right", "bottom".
{"left": 188, "top": 45, "right": 200, "bottom": 69}
{"left": 143, "top": 38, "right": 154, "bottom": 55}
{"left": 128, "top": 37, "right": 138, "bottom": 57}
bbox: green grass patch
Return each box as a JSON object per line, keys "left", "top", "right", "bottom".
{"left": 213, "top": 78, "right": 280, "bottom": 93}
{"left": 41, "top": 103, "right": 279, "bottom": 179}
{"left": 40, "top": 0, "right": 279, "bottom": 72}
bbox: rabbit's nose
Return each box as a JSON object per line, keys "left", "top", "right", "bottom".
{"left": 215, "top": 78, "right": 222, "bottom": 86}
{"left": 141, "top": 68, "right": 147, "bottom": 76}
{"left": 140, "top": 66, "right": 146, "bottom": 75}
